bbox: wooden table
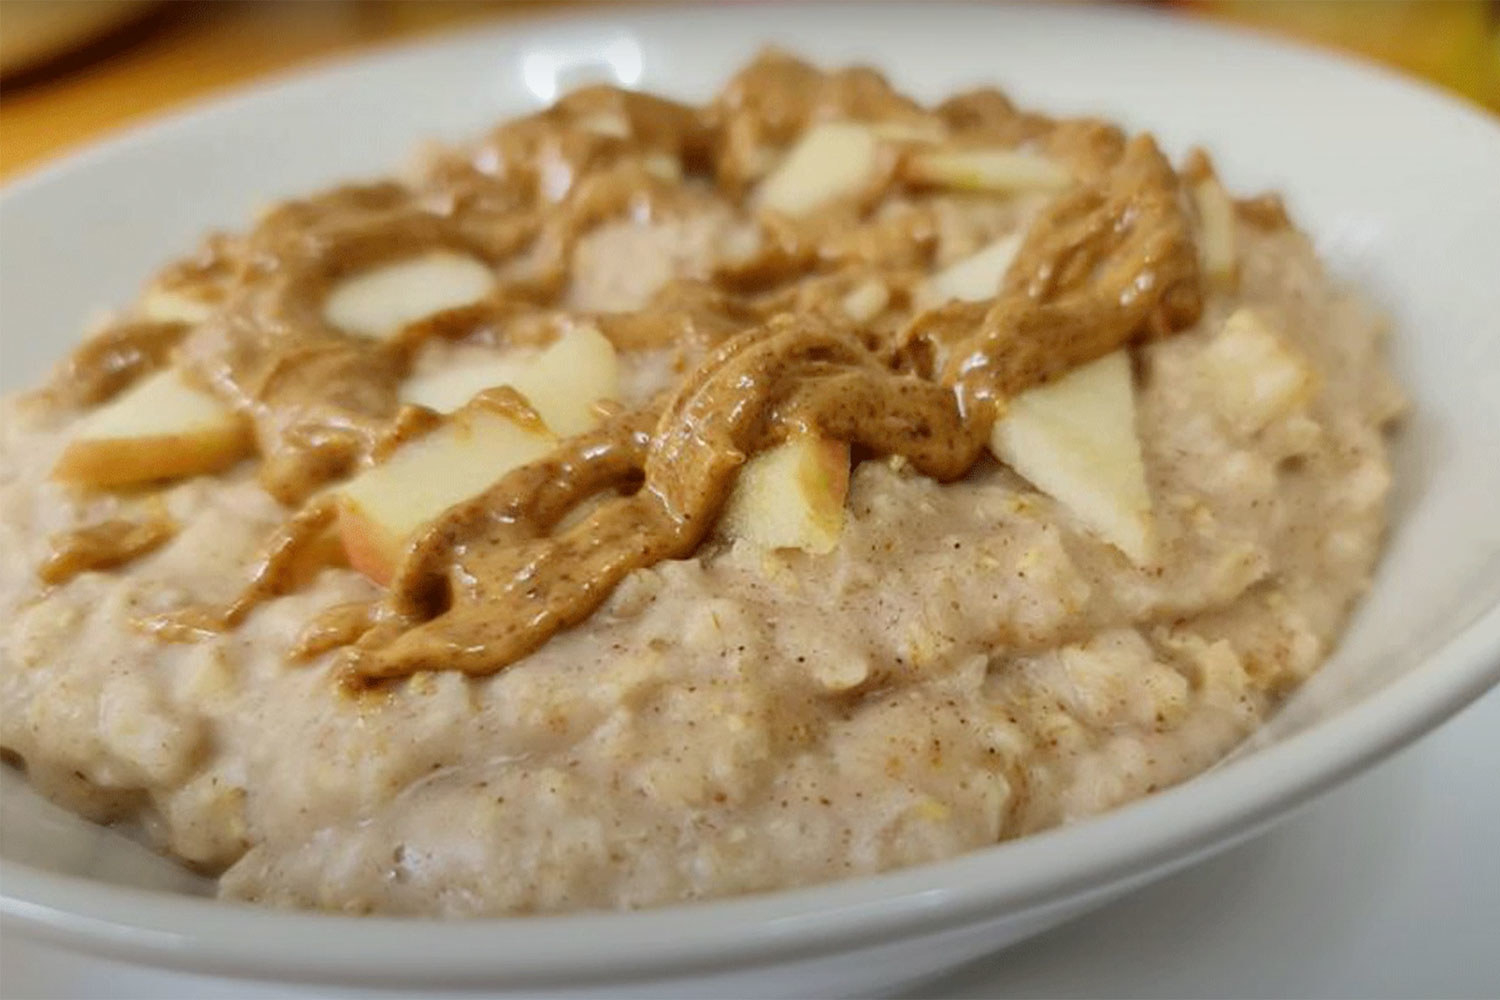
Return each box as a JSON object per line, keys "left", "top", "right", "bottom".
{"left": 0, "top": 1, "right": 589, "bottom": 180}
{"left": 1, "top": 0, "right": 1494, "bottom": 182}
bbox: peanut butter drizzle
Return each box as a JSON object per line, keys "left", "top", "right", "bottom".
{"left": 134, "top": 497, "right": 341, "bottom": 644}
{"left": 43, "top": 52, "right": 1208, "bottom": 683}
{"left": 44, "top": 320, "right": 188, "bottom": 408}
{"left": 342, "top": 135, "right": 1200, "bottom": 683}
{"left": 41, "top": 517, "right": 176, "bottom": 586}
{"left": 945, "top": 135, "right": 1202, "bottom": 414}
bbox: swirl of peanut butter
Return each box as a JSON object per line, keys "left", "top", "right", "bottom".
{"left": 336, "top": 134, "right": 1200, "bottom": 682}
{"left": 42, "top": 52, "right": 1211, "bottom": 684}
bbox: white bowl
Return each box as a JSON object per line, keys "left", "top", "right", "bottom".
{"left": 2, "top": 4, "right": 1498, "bottom": 996}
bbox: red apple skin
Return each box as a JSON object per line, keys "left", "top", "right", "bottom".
{"left": 336, "top": 500, "right": 400, "bottom": 586}
{"left": 53, "top": 424, "right": 251, "bottom": 488}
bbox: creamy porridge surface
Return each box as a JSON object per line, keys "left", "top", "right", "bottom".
{"left": 0, "top": 53, "right": 1403, "bottom": 915}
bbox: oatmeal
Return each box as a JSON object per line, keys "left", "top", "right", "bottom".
{"left": 0, "top": 52, "right": 1403, "bottom": 915}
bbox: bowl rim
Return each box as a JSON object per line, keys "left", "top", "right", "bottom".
{"left": 5, "top": 600, "right": 1497, "bottom": 987}
{"left": 2, "top": 1, "right": 1499, "bottom": 988}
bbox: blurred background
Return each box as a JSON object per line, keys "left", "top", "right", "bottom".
{"left": 1, "top": 0, "right": 1497, "bottom": 181}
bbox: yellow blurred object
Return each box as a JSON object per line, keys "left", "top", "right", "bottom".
{"left": 1181, "top": 0, "right": 1500, "bottom": 110}
{"left": 0, "top": 0, "right": 1492, "bottom": 183}
{"left": 0, "top": 1, "right": 587, "bottom": 180}
{"left": 0, "top": 0, "right": 156, "bottom": 78}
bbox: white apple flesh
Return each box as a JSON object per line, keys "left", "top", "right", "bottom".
{"left": 905, "top": 148, "right": 1072, "bottom": 194}
{"left": 989, "top": 350, "right": 1154, "bottom": 564}
{"left": 1193, "top": 175, "right": 1238, "bottom": 286}
{"left": 719, "top": 436, "right": 851, "bottom": 554}
{"left": 400, "top": 324, "right": 620, "bottom": 438}
{"left": 1201, "top": 309, "right": 1316, "bottom": 434}
{"left": 336, "top": 405, "right": 557, "bottom": 585}
{"left": 53, "top": 369, "right": 251, "bottom": 488}
{"left": 842, "top": 280, "right": 891, "bottom": 323}
{"left": 928, "top": 233, "right": 1023, "bottom": 303}
{"left": 758, "top": 122, "right": 880, "bottom": 217}
{"left": 141, "top": 286, "right": 216, "bottom": 326}
{"left": 322, "top": 250, "right": 495, "bottom": 339}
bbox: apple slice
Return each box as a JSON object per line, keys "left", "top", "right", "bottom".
{"left": 323, "top": 250, "right": 495, "bottom": 339}
{"left": 1200, "top": 309, "right": 1316, "bottom": 434}
{"left": 576, "top": 110, "right": 631, "bottom": 139}
{"left": 989, "top": 351, "right": 1153, "bottom": 564}
{"left": 719, "top": 436, "right": 851, "bottom": 554}
{"left": 1192, "top": 174, "right": 1237, "bottom": 286}
{"left": 336, "top": 404, "right": 557, "bottom": 584}
{"left": 400, "top": 324, "right": 620, "bottom": 437}
{"left": 401, "top": 350, "right": 529, "bottom": 416}
{"left": 141, "top": 286, "right": 216, "bottom": 326}
{"left": 929, "top": 233, "right": 1023, "bottom": 303}
{"left": 53, "top": 369, "right": 251, "bottom": 488}
{"left": 905, "top": 148, "right": 1071, "bottom": 194}
{"left": 842, "top": 279, "right": 891, "bottom": 323}
{"left": 868, "top": 119, "right": 948, "bottom": 145}
{"left": 759, "top": 121, "right": 880, "bottom": 217}
{"left": 641, "top": 152, "right": 683, "bottom": 183}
